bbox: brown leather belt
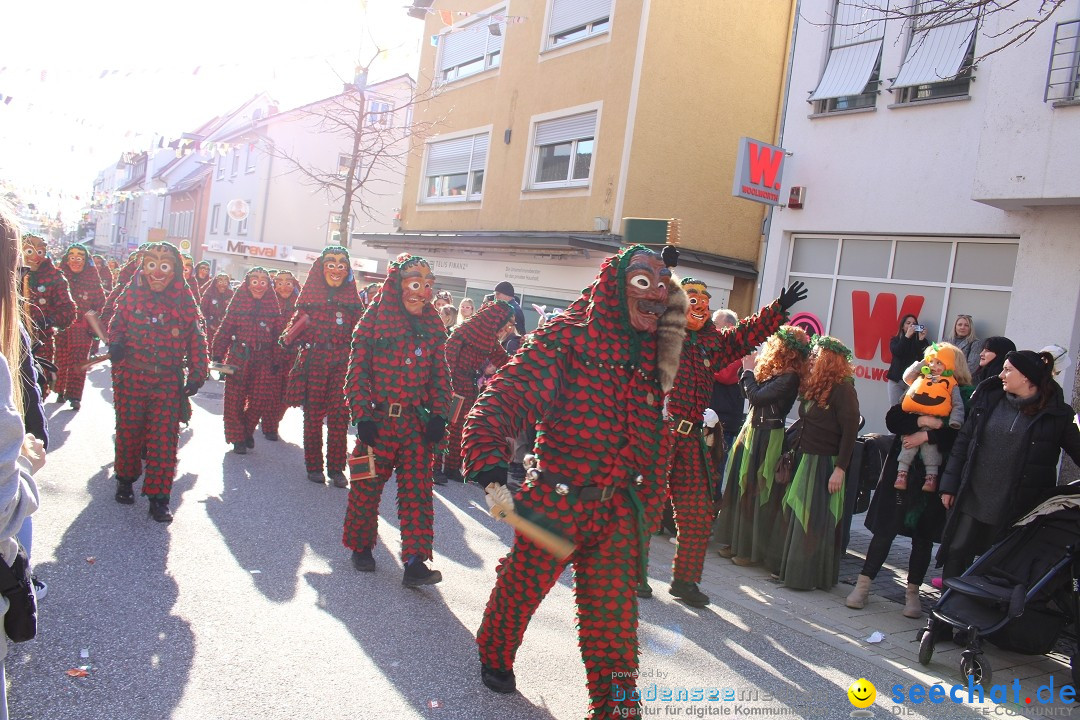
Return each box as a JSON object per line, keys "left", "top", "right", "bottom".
{"left": 670, "top": 417, "right": 704, "bottom": 436}
{"left": 535, "top": 471, "right": 617, "bottom": 502}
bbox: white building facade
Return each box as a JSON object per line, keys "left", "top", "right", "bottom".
{"left": 760, "top": 0, "right": 1080, "bottom": 432}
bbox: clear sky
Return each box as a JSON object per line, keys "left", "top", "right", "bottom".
{"left": 0, "top": 0, "right": 424, "bottom": 224}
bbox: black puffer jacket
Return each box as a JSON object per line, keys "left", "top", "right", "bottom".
{"left": 739, "top": 370, "right": 800, "bottom": 430}
{"left": 887, "top": 334, "right": 930, "bottom": 382}
{"left": 937, "top": 378, "right": 1080, "bottom": 565}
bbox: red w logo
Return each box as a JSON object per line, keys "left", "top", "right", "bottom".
{"left": 748, "top": 142, "right": 784, "bottom": 190}
{"left": 852, "top": 291, "right": 925, "bottom": 363}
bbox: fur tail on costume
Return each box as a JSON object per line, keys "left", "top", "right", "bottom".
{"left": 657, "top": 278, "right": 687, "bottom": 393}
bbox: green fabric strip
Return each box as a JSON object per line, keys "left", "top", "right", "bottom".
{"left": 697, "top": 434, "right": 714, "bottom": 504}
{"left": 625, "top": 484, "right": 649, "bottom": 584}
{"left": 758, "top": 427, "right": 785, "bottom": 507}
{"left": 829, "top": 456, "right": 844, "bottom": 528}
{"left": 783, "top": 454, "right": 819, "bottom": 533}
{"left": 736, "top": 419, "right": 754, "bottom": 494}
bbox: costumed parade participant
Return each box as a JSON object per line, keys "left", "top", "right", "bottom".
{"left": 461, "top": 244, "right": 687, "bottom": 718}
{"left": 211, "top": 267, "right": 284, "bottom": 455}
{"left": 101, "top": 245, "right": 148, "bottom": 327}
{"left": 646, "top": 279, "right": 805, "bottom": 607}
{"left": 181, "top": 253, "right": 202, "bottom": 302}
{"left": 342, "top": 253, "right": 449, "bottom": 586}
{"left": 194, "top": 260, "right": 212, "bottom": 291}
{"left": 436, "top": 299, "right": 515, "bottom": 485}
{"left": 20, "top": 233, "right": 76, "bottom": 396}
{"left": 93, "top": 253, "right": 114, "bottom": 292}
{"left": 108, "top": 241, "right": 208, "bottom": 522}
{"left": 262, "top": 270, "right": 300, "bottom": 445}
{"left": 200, "top": 272, "right": 234, "bottom": 346}
{"left": 54, "top": 244, "right": 107, "bottom": 411}
{"left": 280, "top": 252, "right": 363, "bottom": 486}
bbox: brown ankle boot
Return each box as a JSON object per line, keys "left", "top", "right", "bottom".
{"left": 903, "top": 583, "right": 922, "bottom": 618}
{"left": 845, "top": 574, "right": 872, "bottom": 609}
{"left": 921, "top": 474, "right": 938, "bottom": 493}
{"left": 893, "top": 470, "right": 908, "bottom": 491}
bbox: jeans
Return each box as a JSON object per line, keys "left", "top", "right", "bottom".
{"left": 15, "top": 516, "right": 30, "bottom": 560}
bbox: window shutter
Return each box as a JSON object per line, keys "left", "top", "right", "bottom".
{"left": 892, "top": 19, "right": 977, "bottom": 88}
{"left": 439, "top": 28, "right": 488, "bottom": 70}
{"left": 810, "top": 41, "right": 882, "bottom": 100}
{"left": 425, "top": 134, "right": 489, "bottom": 176}
{"left": 549, "top": 0, "right": 612, "bottom": 36}
{"left": 535, "top": 112, "right": 597, "bottom": 147}
{"left": 470, "top": 134, "right": 490, "bottom": 170}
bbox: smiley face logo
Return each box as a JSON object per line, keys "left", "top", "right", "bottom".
{"left": 847, "top": 678, "right": 876, "bottom": 709}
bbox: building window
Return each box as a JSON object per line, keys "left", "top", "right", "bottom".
{"left": 892, "top": 1, "right": 978, "bottom": 103}
{"left": 367, "top": 100, "right": 393, "bottom": 126}
{"left": 245, "top": 143, "right": 257, "bottom": 172}
{"left": 327, "top": 213, "right": 352, "bottom": 245}
{"left": 210, "top": 204, "right": 221, "bottom": 233}
{"left": 437, "top": 12, "right": 505, "bottom": 84}
{"left": 547, "top": 0, "right": 612, "bottom": 49}
{"left": 168, "top": 212, "right": 177, "bottom": 236}
{"left": 237, "top": 204, "right": 249, "bottom": 236}
{"left": 337, "top": 153, "right": 354, "bottom": 179}
{"left": 216, "top": 154, "right": 225, "bottom": 180}
{"left": 1045, "top": 19, "right": 1080, "bottom": 102}
{"left": 223, "top": 213, "right": 232, "bottom": 235}
{"left": 810, "top": 1, "right": 885, "bottom": 113}
{"left": 530, "top": 111, "right": 596, "bottom": 188}
{"left": 423, "top": 132, "right": 489, "bottom": 202}
{"left": 231, "top": 149, "right": 241, "bottom": 177}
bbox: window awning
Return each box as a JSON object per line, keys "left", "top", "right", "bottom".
{"left": 810, "top": 40, "right": 883, "bottom": 100}
{"left": 892, "top": 19, "right": 977, "bottom": 88}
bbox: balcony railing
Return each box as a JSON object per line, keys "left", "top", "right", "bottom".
{"left": 1044, "top": 19, "right": 1080, "bottom": 102}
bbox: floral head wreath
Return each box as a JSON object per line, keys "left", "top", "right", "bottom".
{"left": 812, "top": 334, "right": 853, "bottom": 361}
{"left": 777, "top": 326, "right": 811, "bottom": 357}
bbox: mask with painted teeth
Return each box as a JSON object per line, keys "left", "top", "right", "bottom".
{"left": 624, "top": 251, "right": 670, "bottom": 333}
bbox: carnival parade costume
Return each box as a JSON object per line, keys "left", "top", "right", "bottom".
{"left": 54, "top": 244, "right": 107, "bottom": 410}
{"left": 462, "top": 245, "right": 686, "bottom": 718}
{"left": 656, "top": 278, "right": 802, "bottom": 607}
{"left": 93, "top": 253, "right": 114, "bottom": 292}
{"left": 20, "top": 234, "right": 76, "bottom": 396}
{"left": 342, "top": 253, "right": 449, "bottom": 587}
{"left": 211, "top": 267, "right": 284, "bottom": 454}
{"left": 101, "top": 246, "right": 147, "bottom": 328}
{"left": 280, "top": 251, "right": 363, "bottom": 486}
{"left": 200, "top": 273, "right": 234, "bottom": 347}
{"left": 108, "top": 242, "right": 208, "bottom": 523}
{"left": 438, "top": 299, "right": 513, "bottom": 482}
{"left": 262, "top": 270, "right": 300, "bottom": 445}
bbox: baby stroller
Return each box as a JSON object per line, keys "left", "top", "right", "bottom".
{"left": 917, "top": 486, "right": 1080, "bottom": 687}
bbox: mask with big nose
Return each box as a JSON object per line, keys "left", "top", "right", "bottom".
{"left": 67, "top": 248, "right": 88, "bottom": 274}
{"left": 22, "top": 237, "right": 47, "bottom": 271}
{"left": 248, "top": 271, "right": 271, "bottom": 299}
{"left": 683, "top": 281, "right": 711, "bottom": 331}
{"left": 274, "top": 273, "right": 296, "bottom": 299}
{"left": 400, "top": 262, "right": 435, "bottom": 316}
{"left": 322, "top": 253, "right": 349, "bottom": 288}
{"left": 625, "top": 251, "right": 670, "bottom": 333}
{"left": 141, "top": 247, "right": 176, "bottom": 293}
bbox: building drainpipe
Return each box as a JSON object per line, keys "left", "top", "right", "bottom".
{"left": 757, "top": 0, "right": 801, "bottom": 308}
{"left": 258, "top": 139, "right": 273, "bottom": 244}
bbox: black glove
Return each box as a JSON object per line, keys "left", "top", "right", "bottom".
{"left": 356, "top": 420, "right": 379, "bottom": 447}
{"left": 778, "top": 281, "right": 808, "bottom": 311}
{"left": 424, "top": 415, "right": 447, "bottom": 444}
{"left": 183, "top": 379, "right": 204, "bottom": 397}
{"left": 661, "top": 245, "right": 679, "bottom": 268}
{"left": 109, "top": 342, "right": 127, "bottom": 363}
{"left": 475, "top": 467, "right": 507, "bottom": 488}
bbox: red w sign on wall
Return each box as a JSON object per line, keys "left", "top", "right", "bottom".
{"left": 851, "top": 291, "right": 925, "bottom": 363}
{"left": 732, "top": 136, "right": 786, "bottom": 206}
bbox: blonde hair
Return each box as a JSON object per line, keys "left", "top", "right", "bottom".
{"left": 0, "top": 207, "right": 27, "bottom": 415}
{"left": 931, "top": 341, "right": 973, "bottom": 386}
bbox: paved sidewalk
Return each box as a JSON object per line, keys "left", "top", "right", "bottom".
{"left": 643, "top": 514, "right": 1078, "bottom": 715}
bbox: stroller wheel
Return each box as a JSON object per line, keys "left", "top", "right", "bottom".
{"left": 918, "top": 628, "right": 935, "bottom": 666}
{"left": 960, "top": 651, "right": 992, "bottom": 687}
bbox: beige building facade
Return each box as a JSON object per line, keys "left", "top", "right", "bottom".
{"left": 361, "top": 0, "right": 796, "bottom": 326}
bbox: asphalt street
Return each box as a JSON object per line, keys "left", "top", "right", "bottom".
{"left": 8, "top": 366, "right": 981, "bottom": 720}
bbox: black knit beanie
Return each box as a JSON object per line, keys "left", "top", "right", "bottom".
{"left": 982, "top": 336, "right": 1016, "bottom": 357}
{"left": 1005, "top": 350, "right": 1051, "bottom": 388}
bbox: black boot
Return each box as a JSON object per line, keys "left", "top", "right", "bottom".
{"left": 69, "top": 399, "right": 81, "bottom": 411}
{"left": 114, "top": 478, "right": 136, "bottom": 505}
{"left": 445, "top": 468, "right": 463, "bottom": 483}
{"left": 351, "top": 548, "right": 375, "bottom": 572}
{"left": 480, "top": 664, "right": 517, "bottom": 694}
{"left": 307, "top": 471, "right": 325, "bottom": 484}
{"left": 432, "top": 470, "right": 449, "bottom": 486}
{"left": 402, "top": 555, "right": 442, "bottom": 587}
{"left": 232, "top": 443, "right": 247, "bottom": 455}
{"left": 262, "top": 430, "right": 279, "bottom": 441}
{"left": 636, "top": 579, "right": 653, "bottom": 599}
{"left": 245, "top": 435, "right": 255, "bottom": 449}
{"left": 328, "top": 470, "right": 348, "bottom": 488}
{"left": 148, "top": 497, "right": 173, "bottom": 523}
{"left": 669, "top": 579, "right": 710, "bottom": 608}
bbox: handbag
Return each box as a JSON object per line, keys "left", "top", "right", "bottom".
{"left": 0, "top": 543, "right": 38, "bottom": 643}
{"left": 773, "top": 420, "right": 803, "bottom": 487}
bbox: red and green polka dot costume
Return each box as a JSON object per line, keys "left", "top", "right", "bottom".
{"left": 55, "top": 245, "right": 108, "bottom": 403}
{"left": 664, "top": 277, "right": 787, "bottom": 585}
{"left": 199, "top": 274, "right": 235, "bottom": 348}
{"left": 22, "top": 255, "right": 77, "bottom": 393}
{"left": 101, "top": 247, "right": 146, "bottom": 329}
{"left": 342, "top": 254, "right": 450, "bottom": 562}
{"left": 439, "top": 300, "right": 512, "bottom": 475}
{"left": 211, "top": 268, "right": 285, "bottom": 445}
{"left": 282, "top": 251, "right": 364, "bottom": 474}
{"left": 461, "top": 246, "right": 677, "bottom": 720}
{"left": 262, "top": 271, "right": 300, "bottom": 439}
{"left": 108, "top": 242, "right": 208, "bottom": 499}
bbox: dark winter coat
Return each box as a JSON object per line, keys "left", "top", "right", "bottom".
{"left": 740, "top": 370, "right": 800, "bottom": 430}
{"left": 937, "top": 378, "right": 1080, "bottom": 566}
{"left": 887, "top": 333, "right": 930, "bottom": 383}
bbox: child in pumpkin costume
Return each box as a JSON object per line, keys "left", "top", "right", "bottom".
{"left": 108, "top": 242, "right": 208, "bottom": 523}
{"left": 54, "top": 244, "right": 107, "bottom": 411}
{"left": 343, "top": 254, "right": 450, "bottom": 587}
{"left": 280, "top": 250, "right": 364, "bottom": 486}
{"left": 894, "top": 344, "right": 965, "bottom": 493}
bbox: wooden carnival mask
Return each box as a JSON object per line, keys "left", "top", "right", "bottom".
{"left": 141, "top": 247, "right": 177, "bottom": 293}
{"left": 181, "top": 255, "right": 194, "bottom": 281}
{"left": 682, "top": 280, "right": 711, "bottom": 332}
{"left": 400, "top": 262, "right": 435, "bottom": 316}
{"left": 65, "top": 247, "right": 88, "bottom": 274}
{"left": 247, "top": 270, "right": 271, "bottom": 299}
{"left": 274, "top": 273, "right": 297, "bottom": 299}
{"left": 625, "top": 251, "right": 670, "bottom": 333}
{"left": 22, "top": 236, "right": 48, "bottom": 271}
{"left": 322, "top": 252, "right": 349, "bottom": 288}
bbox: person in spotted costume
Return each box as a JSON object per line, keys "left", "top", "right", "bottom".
{"left": 462, "top": 244, "right": 693, "bottom": 718}
{"left": 200, "top": 272, "right": 234, "bottom": 347}
{"left": 262, "top": 270, "right": 301, "bottom": 444}
{"left": 101, "top": 245, "right": 149, "bottom": 328}
{"left": 646, "top": 278, "right": 806, "bottom": 608}
{"left": 108, "top": 242, "right": 208, "bottom": 523}
{"left": 281, "top": 250, "right": 364, "bottom": 486}
{"left": 181, "top": 253, "right": 203, "bottom": 303}
{"left": 436, "top": 299, "right": 515, "bottom": 484}
{"left": 194, "top": 260, "right": 212, "bottom": 292}
{"left": 54, "top": 244, "right": 107, "bottom": 411}
{"left": 93, "top": 253, "right": 114, "bottom": 292}
{"left": 212, "top": 267, "right": 284, "bottom": 455}
{"left": 343, "top": 253, "right": 450, "bottom": 587}
{"left": 20, "top": 233, "right": 76, "bottom": 396}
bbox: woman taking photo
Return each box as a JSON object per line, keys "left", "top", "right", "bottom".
{"left": 945, "top": 314, "right": 984, "bottom": 373}
{"left": 777, "top": 335, "right": 860, "bottom": 591}
{"left": 938, "top": 350, "right": 1080, "bottom": 580}
{"left": 887, "top": 315, "right": 929, "bottom": 406}
{"left": 715, "top": 326, "right": 810, "bottom": 568}
{"left": 848, "top": 342, "right": 972, "bottom": 617}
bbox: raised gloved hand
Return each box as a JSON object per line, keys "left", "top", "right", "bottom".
{"left": 424, "top": 415, "right": 447, "bottom": 443}
{"left": 183, "top": 379, "right": 204, "bottom": 397}
{"left": 474, "top": 467, "right": 507, "bottom": 488}
{"left": 356, "top": 420, "right": 379, "bottom": 447}
{"left": 703, "top": 408, "right": 719, "bottom": 429}
{"left": 661, "top": 244, "right": 679, "bottom": 268}
{"left": 485, "top": 481, "right": 515, "bottom": 514}
{"left": 109, "top": 342, "right": 127, "bottom": 363}
{"left": 778, "top": 281, "right": 808, "bottom": 311}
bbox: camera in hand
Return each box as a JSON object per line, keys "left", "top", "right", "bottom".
{"left": 912, "top": 324, "right": 925, "bottom": 333}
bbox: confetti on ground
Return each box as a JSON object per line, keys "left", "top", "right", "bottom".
{"left": 249, "top": 570, "right": 262, "bottom": 574}
{"left": 865, "top": 631, "right": 886, "bottom": 644}
{"left": 66, "top": 669, "right": 89, "bottom": 678}
{"left": 427, "top": 700, "right": 442, "bottom": 709}
{"left": 86, "top": 557, "right": 96, "bottom": 564}
{"left": 80, "top": 649, "right": 89, "bottom": 659}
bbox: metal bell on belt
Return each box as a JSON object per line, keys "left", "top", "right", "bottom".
{"left": 522, "top": 454, "right": 537, "bottom": 469}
